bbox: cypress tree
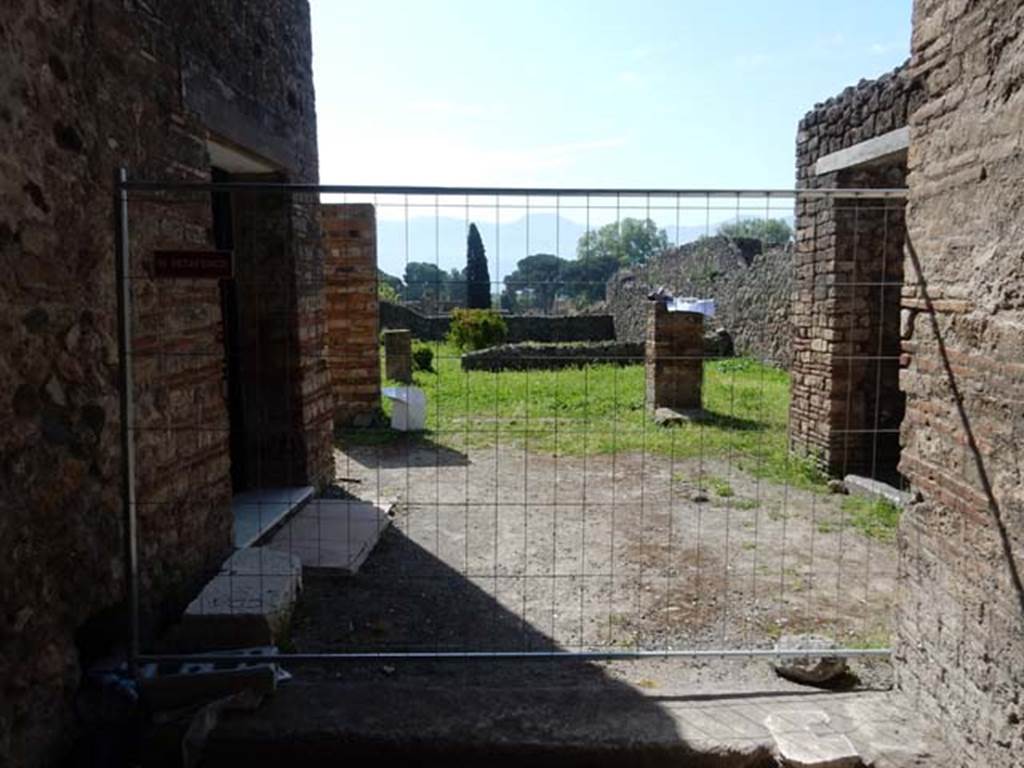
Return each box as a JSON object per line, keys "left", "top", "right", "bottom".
{"left": 465, "top": 222, "right": 491, "bottom": 309}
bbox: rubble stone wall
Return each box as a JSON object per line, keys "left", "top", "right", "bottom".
{"left": 0, "top": 2, "right": 324, "bottom": 765}
{"left": 605, "top": 236, "right": 793, "bottom": 367}
{"left": 895, "top": 1, "right": 1024, "bottom": 764}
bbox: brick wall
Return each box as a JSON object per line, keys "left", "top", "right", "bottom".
{"left": 895, "top": 1, "right": 1024, "bottom": 764}
{"left": 323, "top": 204, "right": 381, "bottom": 424}
{"left": 789, "top": 67, "right": 920, "bottom": 478}
{"left": 0, "top": 2, "right": 324, "bottom": 764}
{"left": 645, "top": 303, "right": 704, "bottom": 412}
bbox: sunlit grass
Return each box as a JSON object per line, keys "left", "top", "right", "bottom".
{"left": 351, "top": 342, "right": 827, "bottom": 491}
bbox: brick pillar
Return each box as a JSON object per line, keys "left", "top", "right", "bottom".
{"left": 645, "top": 302, "right": 703, "bottom": 412}
{"left": 382, "top": 329, "right": 413, "bottom": 383}
{"left": 323, "top": 204, "right": 381, "bottom": 426}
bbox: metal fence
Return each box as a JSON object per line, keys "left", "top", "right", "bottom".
{"left": 115, "top": 177, "right": 907, "bottom": 667}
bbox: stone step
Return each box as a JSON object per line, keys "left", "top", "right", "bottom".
{"left": 265, "top": 498, "right": 393, "bottom": 572}
{"left": 171, "top": 548, "right": 303, "bottom": 651}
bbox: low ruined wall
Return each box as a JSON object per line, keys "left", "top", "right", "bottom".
{"left": 896, "top": 2, "right": 1024, "bottom": 765}
{"left": 461, "top": 341, "right": 644, "bottom": 372}
{"left": 605, "top": 236, "right": 792, "bottom": 367}
{"left": 380, "top": 302, "right": 616, "bottom": 343}
{"left": 460, "top": 330, "right": 733, "bottom": 373}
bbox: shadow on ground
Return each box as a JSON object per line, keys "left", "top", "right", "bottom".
{"left": 203, "top": 527, "right": 779, "bottom": 767}
{"left": 336, "top": 432, "right": 470, "bottom": 468}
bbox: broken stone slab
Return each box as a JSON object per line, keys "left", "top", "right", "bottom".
{"left": 170, "top": 548, "right": 302, "bottom": 651}
{"left": 765, "top": 709, "right": 863, "bottom": 768}
{"left": 773, "top": 634, "right": 848, "bottom": 685}
{"left": 653, "top": 407, "right": 704, "bottom": 426}
{"left": 266, "top": 499, "right": 393, "bottom": 572}
{"left": 843, "top": 475, "right": 913, "bottom": 508}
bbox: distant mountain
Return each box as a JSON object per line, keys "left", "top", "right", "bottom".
{"left": 375, "top": 213, "right": 792, "bottom": 286}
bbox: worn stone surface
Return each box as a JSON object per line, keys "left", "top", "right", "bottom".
{"left": 172, "top": 548, "right": 303, "bottom": 652}
{"left": 0, "top": 1, "right": 326, "bottom": 765}
{"left": 203, "top": 672, "right": 938, "bottom": 768}
{"left": 764, "top": 709, "right": 862, "bottom": 768}
{"left": 789, "top": 64, "right": 921, "bottom": 479}
{"left": 843, "top": 475, "right": 912, "bottom": 508}
{"left": 323, "top": 204, "right": 381, "bottom": 425}
{"left": 606, "top": 235, "right": 793, "bottom": 366}
{"left": 894, "top": 2, "right": 1024, "bottom": 766}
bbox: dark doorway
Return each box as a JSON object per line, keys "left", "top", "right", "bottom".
{"left": 835, "top": 162, "right": 907, "bottom": 485}
{"left": 211, "top": 167, "right": 248, "bottom": 493}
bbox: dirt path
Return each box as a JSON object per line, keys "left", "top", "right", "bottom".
{"left": 292, "top": 440, "right": 896, "bottom": 655}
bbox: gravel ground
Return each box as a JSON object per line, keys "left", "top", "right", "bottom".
{"left": 289, "top": 439, "right": 897, "bottom": 671}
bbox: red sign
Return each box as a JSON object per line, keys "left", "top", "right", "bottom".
{"left": 153, "top": 250, "right": 233, "bottom": 279}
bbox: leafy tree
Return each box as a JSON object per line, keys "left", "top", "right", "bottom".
{"left": 378, "top": 269, "right": 403, "bottom": 302}
{"left": 576, "top": 218, "right": 669, "bottom": 266}
{"left": 403, "top": 262, "right": 448, "bottom": 302}
{"left": 502, "top": 253, "right": 566, "bottom": 313}
{"left": 465, "top": 223, "right": 491, "bottom": 309}
{"left": 449, "top": 267, "right": 468, "bottom": 306}
{"left": 562, "top": 253, "right": 621, "bottom": 304}
{"left": 718, "top": 218, "right": 793, "bottom": 247}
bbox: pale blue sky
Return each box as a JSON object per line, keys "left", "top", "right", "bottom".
{"left": 310, "top": 1, "right": 911, "bottom": 192}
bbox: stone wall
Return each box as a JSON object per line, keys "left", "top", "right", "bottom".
{"left": 788, "top": 64, "right": 921, "bottom": 478}
{"left": 605, "top": 236, "right": 793, "bottom": 367}
{"left": 380, "top": 301, "right": 616, "bottom": 343}
{"left": 323, "top": 204, "right": 381, "bottom": 424}
{"left": 461, "top": 342, "right": 644, "bottom": 372}
{"left": 0, "top": 2, "right": 325, "bottom": 765}
{"left": 895, "top": 1, "right": 1024, "bottom": 765}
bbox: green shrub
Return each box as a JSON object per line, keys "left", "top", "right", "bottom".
{"left": 412, "top": 344, "right": 434, "bottom": 372}
{"left": 447, "top": 308, "right": 507, "bottom": 351}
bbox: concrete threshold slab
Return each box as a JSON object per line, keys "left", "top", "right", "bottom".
{"left": 233, "top": 486, "right": 314, "bottom": 548}
{"left": 264, "top": 498, "right": 393, "bottom": 572}
{"left": 170, "top": 548, "right": 302, "bottom": 650}
{"left": 202, "top": 675, "right": 940, "bottom": 767}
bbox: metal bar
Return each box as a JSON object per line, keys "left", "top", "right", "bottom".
{"left": 139, "top": 647, "right": 891, "bottom": 664}
{"left": 117, "top": 179, "right": 909, "bottom": 199}
{"left": 115, "top": 167, "right": 140, "bottom": 677}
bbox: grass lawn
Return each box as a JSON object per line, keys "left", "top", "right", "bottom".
{"left": 352, "top": 342, "right": 826, "bottom": 491}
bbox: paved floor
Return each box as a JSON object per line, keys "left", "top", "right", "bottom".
{"left": 204, "top": 659, "right": 942, "bottom": 767}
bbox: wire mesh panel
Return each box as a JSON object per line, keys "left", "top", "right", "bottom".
{"left": 116, "top": 180, "right": 907, "bottom": 664}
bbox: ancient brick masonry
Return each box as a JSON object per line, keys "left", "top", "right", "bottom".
{"left": 645, "top": 302, "right": 704, "bottom": 412}
{"left": 789, "top": 65, "right": 921, "bottom": 478}
{"left": 894, "top": 1, "right": 1024, "bottom": 765}
{"left": 0, "top": 2, "right": 329, "bottom": 765}
{"left": 323, "top": 204, "right": 382, "bottom": 424}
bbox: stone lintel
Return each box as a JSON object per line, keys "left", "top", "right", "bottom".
{"left": 814, "top": 127, "right": 910, "bottom": 176}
